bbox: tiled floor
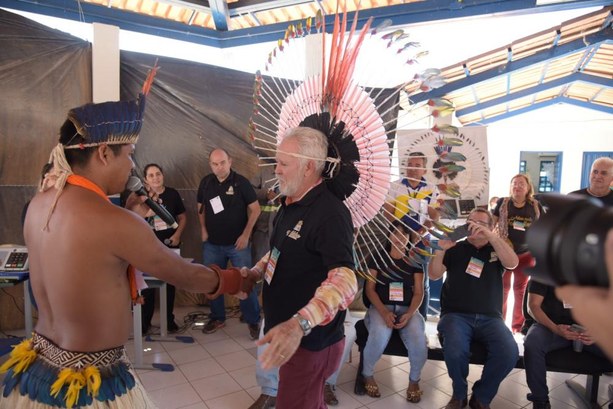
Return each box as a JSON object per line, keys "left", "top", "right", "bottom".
{"left": 2, "top": 305, "right": 612, "bottom": 409}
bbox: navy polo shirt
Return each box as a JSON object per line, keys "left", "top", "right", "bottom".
{"left": 263, "top": 182, "right": 354, "bottom": 351}
{"left": 440, "top": 240, "right": 505, "bottom": 318}
{"left": 196, "top": 170, "right": 257, "bottom": 245}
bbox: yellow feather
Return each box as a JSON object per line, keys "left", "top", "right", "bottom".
{"left": 84, "top": 365, "right": 101, "bottom": 397}
{"left": 0, "top": 339, "right": 36, "bottom": 374}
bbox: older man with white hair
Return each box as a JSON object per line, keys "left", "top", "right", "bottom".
{"left": 243, "top": 126, "right": 357, "bottom": 409}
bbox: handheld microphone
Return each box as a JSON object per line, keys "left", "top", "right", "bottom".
{"left": 126, "top": 176, "right": 179, "bottom": 229}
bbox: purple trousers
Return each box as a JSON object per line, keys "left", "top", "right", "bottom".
{"left": 276, "top": 338, "right": 344, "bottom": 409}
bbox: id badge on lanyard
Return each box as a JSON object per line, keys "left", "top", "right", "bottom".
{"left": 265, "top": 247, "right": 280, "bottom": 285}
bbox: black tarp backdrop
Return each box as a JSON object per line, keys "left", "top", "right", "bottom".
{"left": 0, "top": 7, "right": 399, "bottom": 264}
{"left": 0, "top": 9, "right": 259, "bottom": 266}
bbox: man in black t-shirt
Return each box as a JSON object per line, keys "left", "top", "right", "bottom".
{"left": 242, "top": 127, "right": 357, "bottom": 409}
{"left": 569, "top": 157, "right": 613, "bottom": 206}
{"left": 523, "top": 280, "right": 608, "bottom": 409}
{"left": 429, "top": 208, "right": 519, "bottom": 409}
{"left": 197, "top": 148, "right": 261, "bottom": 338}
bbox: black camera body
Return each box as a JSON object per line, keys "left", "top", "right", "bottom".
{"left": 526, "top": 193, "right": 612, "bottom": 288}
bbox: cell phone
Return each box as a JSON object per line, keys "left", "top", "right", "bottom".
{"left": 569, "top": 324, "right": 585, "bottom": 333}
{"left": 447, "top": 224, "right": 469, "bottom": 241}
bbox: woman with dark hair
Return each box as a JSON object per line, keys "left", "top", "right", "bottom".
{"left": 361, "top": 221, "right": 427, "bottom": 403}
{"left": 492, "top": 173, "right": 543, "bottom": 333}
{"left": 141, "top": 163, "right": 187, "bottom": 333}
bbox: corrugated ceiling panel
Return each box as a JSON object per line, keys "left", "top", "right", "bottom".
{"left": 507, "top": 94, "right": 535, "bottom": 110}
{"left": 446, "top": 89, "right": 475, "bottom": 109}
{"left": 535, "top": 87, "right": 563, "bottom": 102}
{"left": 592, "top": 88, "right": 613, "bottom": 106}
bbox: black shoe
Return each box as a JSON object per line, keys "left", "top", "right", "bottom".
{"left": 202, "top": 319, "right": 225, "bottom": 334}
{"left": 468, "top": 395, "right": 490, "bottom": 409}
{"left": 445, "top": 397, "right": 468, "bottom": 409}
{"left": 324, "top": 383, "right": 339, "bottom": 406}
{"left": 167, "top": 321, "right": 179, "bottom": 333}
{"left": 248, "top": 394, "right": 276, "bottom": 409}
{"left": 248, "top": 323, "right": 260, "bottom": 340}
{"left": 532, "top": 402, "right": 551, "bottom": 409}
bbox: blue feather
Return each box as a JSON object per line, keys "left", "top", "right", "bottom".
{"left": 2, "top": 368, "right": 19, "bottom": 396}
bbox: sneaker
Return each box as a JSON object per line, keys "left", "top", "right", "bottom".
{"left": 468, "top": 395, "right": 490, "bottom": 409}
{"left": 248, "top": 323, "right": 260, "bottom": 340}
{"left": 445, "top": 397, "right": 468, "bottom": 409}
{"left": 248, "top": 394, "right": 276, "bottom": 409}
{"left": 324, "top": 383, "right": 338, "bottom": 406}
{"left": 202, "top": 319, "right": 225, "bottom": 334}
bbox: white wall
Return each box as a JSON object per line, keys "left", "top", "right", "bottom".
{"left": 486, "top": 103, "right": 613, "bottom": 197}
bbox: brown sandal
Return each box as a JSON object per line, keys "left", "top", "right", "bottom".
{"left": 363, "top": 377, "right": 381, "bottom": 398}
{"left": 406, "top": 382, "right": 423, "bottom": 403}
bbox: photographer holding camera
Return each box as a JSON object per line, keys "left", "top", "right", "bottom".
{"left": 555, "top": 229, "right": 613, "bottom": 360}
{"left": 525, "top": 157, "right": 613, "bottom": 364}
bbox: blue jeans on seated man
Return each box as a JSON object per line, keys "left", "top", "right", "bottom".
{"left": 524, "top": 322, "right": 608, "bottom": 404}
{"left": 438, "top": 312, "right": 518, "bottom": 404}
{"left": 256, "top": 319, "right": 351, "bottom": 397}
{"left": 362, "top": 305, "right": 427, "bottom": 383}
{"left": 203, "top": 242, "right": 260, "bottom": 326}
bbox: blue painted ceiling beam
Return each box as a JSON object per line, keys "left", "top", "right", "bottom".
{"left": 209, "top": 0, "right": 230, "bottom": 31}
{"left": 0, "top": 0, "right": 611, "bottom": 48}
{"left": 411, "top": 30, "right": 612, "bottom": 104}
{"left": 456, "top": 73, "right": 612, "bottom": 116}
{"left": 467, "top": 96, "right": 613, "bottom": 125}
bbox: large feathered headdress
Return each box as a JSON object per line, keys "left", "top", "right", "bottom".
{"left": 249, "top": 6, "right": 474, "bottom": 278}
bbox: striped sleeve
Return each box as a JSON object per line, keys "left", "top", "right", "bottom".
{"left": 298, "top": 266, "right": 358, "bottom": 327}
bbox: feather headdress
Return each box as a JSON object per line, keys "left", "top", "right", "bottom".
{"left": 40, "top": 62, "right": 158, "bottom": 229}
{"left": 249, "top": 6, "right": 476, "bottom": 278}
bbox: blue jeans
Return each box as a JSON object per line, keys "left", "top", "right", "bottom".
{"left": 438, "top": 312, "right": 518, "bottom": 404}
{"left": 524, "top": 322, "right": 607, "bottom": 403}
{"left": 362, "top": 305, "right": 427, "bottom": 382}
{"left": 202, "top": 242, "right": 260, "bottom": 325}
{"left": 256, "top": 319, "right": 350, "bottom": 396}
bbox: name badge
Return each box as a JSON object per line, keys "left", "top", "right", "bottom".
{"left": 389, "top": 282, "right": 404, "bottom": 302}
{"left": 265, "top": 247, "right": 280, "bottom": 285}
{"left": 210, "top": 196, "right": 224, "bottom": 214}
{"left": 466, "top": 257, "right": 485, "bottom": 278}
{"left": 512, "top": 220, "right": 525, "bottom": 231}
{"left": 152, "top": 214, "right": 169, "bottom": 231}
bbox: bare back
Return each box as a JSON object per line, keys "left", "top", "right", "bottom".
{"left": 25, "top": 185, "right": 135, "bottom": 352}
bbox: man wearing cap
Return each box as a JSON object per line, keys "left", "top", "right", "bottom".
{"left": 0, "top": 69, "right": 254, "bottom": 409}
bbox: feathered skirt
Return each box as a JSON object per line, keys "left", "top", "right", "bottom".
{"left": 0, "top": 332, "right": 157, "bottom": 408}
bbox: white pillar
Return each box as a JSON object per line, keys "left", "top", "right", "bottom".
{"left": 92, "top": 23, "right": 119, "bottom": 103}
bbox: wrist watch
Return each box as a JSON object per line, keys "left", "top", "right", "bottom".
{"left": 292, "top": 313, "right": 312, "bottom": 336}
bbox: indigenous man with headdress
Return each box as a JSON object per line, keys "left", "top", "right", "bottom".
{"left": 0, "top": 67, "right": 256, "bottom": 409}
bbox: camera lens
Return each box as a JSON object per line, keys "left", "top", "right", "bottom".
{"left": 526, "top": 193, "right": 612, "bottom": 288}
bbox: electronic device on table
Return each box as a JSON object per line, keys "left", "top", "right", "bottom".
{"left": 0, "top": 246, "right": 29, "bottom": 273}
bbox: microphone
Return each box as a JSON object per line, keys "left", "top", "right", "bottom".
{"left": 126, "top": 176, "right": 178, "bottom": 229}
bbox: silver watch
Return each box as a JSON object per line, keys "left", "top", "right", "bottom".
{"left": 293, "top": 313, "right": 312, "bottom": 336}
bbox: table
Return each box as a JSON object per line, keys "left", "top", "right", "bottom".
{"left": 131, "top": 273, "right": 194, "bottom": 372}
{"left": 0, "top": 271, "right": 33, "bottom": 336}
